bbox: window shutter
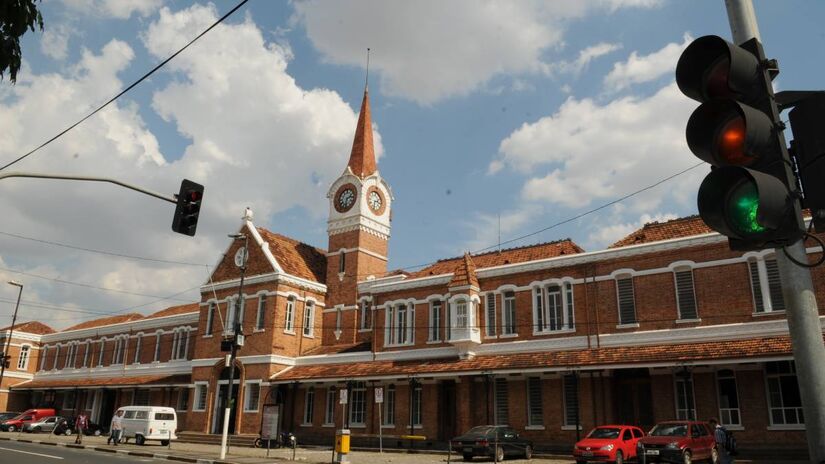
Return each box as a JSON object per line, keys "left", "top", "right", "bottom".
{"left": 563, "top": 374, "right": 579, "bottom": 426}
{"left": 616, "top": 278, "right": 637, "bottom": 324}
{"left": 748, "top": 261, "right": 765, "bottom": 312}
{"left": 486, "top": 293, "right": 496, "bottom": 336}
{"left": 765, "top": 259, "right": 785, "bottom": 311}
{"left": 675, "top": 270, "right": 698, "bottom": 320}
{"left": 494, "top": 378, "right": 509, "bottom": 425}
{"left": 527, "top": 377, "right": 543, "bottom": 426}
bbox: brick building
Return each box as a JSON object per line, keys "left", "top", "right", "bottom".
{"left": 5, "top": 87, "right": 823, "bottom": 453}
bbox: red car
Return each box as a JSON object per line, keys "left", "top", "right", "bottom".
{"left": 636, "top": 421, "right": 718, "bottom": 464}
{"left": 573, "top": 425, "right": 645, "bottom": 464}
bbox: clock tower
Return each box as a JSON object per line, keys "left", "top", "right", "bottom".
{"left": 326, "top": 87, "right": 393, "bottom": 316}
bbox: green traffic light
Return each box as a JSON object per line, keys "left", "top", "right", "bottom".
{"left": 727, "top": 180, "right": 765, "bottom": 235}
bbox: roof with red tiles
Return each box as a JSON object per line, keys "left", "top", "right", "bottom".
{"left": 257, "top": 228, "right": 327, "bottom": 283}
{"left": 410, "top": 239, "right": 584, "bottom": 278}
{"left": 62, "top": 313, "right": 144, "bottom": 332}
{"left": 274, "top": 336, "right": 796, "bottom": 382}
{"left": 0, "top": 321, "right": 55, "bottom": 335}
{"left": 144, "top": 303, "right": 200, "bottom": 319}
{"left": 346, "top": 88, "right": 377, "bottom": 179}
{"left": 11, "top": 374, "right": 191, "bottom": 390}
{"left": 610, "top": 215, "right": 712, "bottom": 248}
{"left": 449, "top": 253, "right": 479, "bottom": 288}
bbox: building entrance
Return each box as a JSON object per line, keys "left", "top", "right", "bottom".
{"left": 614, "top": 368, "right": 654, "bottom": 428}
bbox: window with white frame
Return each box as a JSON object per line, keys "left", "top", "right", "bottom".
{"left": 485, "top": 293, "right": 496, "bottom": 337}
{"left": 494, "top": 377, "right": 508, "bottom": 425}
{"left": 53, "top": 344, "right": 60, "bottom": 370}
{"left": 255, "top": 294, "right": 267, "bottom": 331}
{"left": 303, "top": 387, "right": 315, "bottom": 424}
{"left": 134, "top": 389, "right": 150, "bottom": 406}
{"left": 335, "top": 307, "right": 342, "bottom": 335}
{"left": 616, "top": 276, "right": 637, "bottom": 325}
{"left": 391, "top": 303, "right": 414, "bottom": 345}
{"left": 359, "top": 300, "right": 371, "bottom": 330}
{"left": 674, "top": 268, "right": 698, "bottom": 320}
{"left": 526, "top": 377, "right": 543, "bottom": 427}
{"left": 133, "top": 334, "right": 142, "bottom": 364}
{"left": 675, "top": 374, "right": 696, "bottom": 420}
{"left": 17, "top": 345, "right": 30, "bottom": 370}
{"left": 303, "top": 301, "right": 315, "bottom": 337}
{"left": 766, "top": 361, "right": 803, "bottom": 425}
{"left": 244, "top": 382, "right": 261, "bottom": 412}
{"left": 349, "top": 382, "right": 366, "bottom": 425}
{"left": 411, "top": 382, "right": 422, "bottom": 426}
{"left": 193, "top": 384, "right": 208, "bottom": 411}
{"left": 285, "top": 296, "right": 296, "bottom": 333}
{"left": 563, "top": 374, "right": 580, "bottom": 426}
{"left": 82, "top": 341, "right": 90, "bottom": 367}
{"left": 69, "top": 342, "right": 78, "bottom": 368}
{"left": 153, "top": 332, "right": 161, "bottom": 362}
{"left": 716, "top": 369, "right": 741, "bottom": 427}
{"left": 324, "top": 387, "right": 336, "bottom": 425}
{"left": 429, "top": 300, "right": 442, "bottom": 342}
{"left": 63, "top": 343, "right": 74, "bottom": 369}
{"left": 113, "top": 337, "right": 125, "bottom": 365}
{"left": 39, "top": 346, "right": 48, "bottom": 371}
{"left": 172, "top": 328, "right": 190, "bottom": 360}
{"left": 205, "top": 302, "right": 215, "bottom": 336}
{"left": 445, "top": 302, "right": 452, "bottom": 340}
{"left": 534, "top": 283, "right": 575, "bottom": 333}
{"left": 176, "top": 388, "right": 189, "bottom": 412}
{"left": 748, "top": 257, "right": 786, "bottom": 313}
{"left": 502, "top": 291, "right": 516, "bottom": 335}
{"left": 383, "top": 385, "right": 395, "bottom": 426}
{"left": 338, "top": 250, "right": 346, "bottom": 274}
{"left": 98, "top": 339, "right": 105, "bottom": 366}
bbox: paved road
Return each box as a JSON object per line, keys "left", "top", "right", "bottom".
{"left": 0, "top": 440, "right": 163, "bottom": 464}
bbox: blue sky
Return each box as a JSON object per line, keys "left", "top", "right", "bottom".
{"left": 2, "top": 0, "right": 824, "bottom": 329}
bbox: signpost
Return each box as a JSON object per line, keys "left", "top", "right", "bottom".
{"left": 375, "top": 387, "right": 384, "bottom": 453}
{"left": 261, "top": 404, "right": 279, "bottom": 458}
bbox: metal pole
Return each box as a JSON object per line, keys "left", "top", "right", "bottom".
{"left": 0, "top": 282, "right": 23, "bottom": 389}
{"left": 220, "top": 235, "right": 247, "bottom": 460}
{"left": 0, "top": 172, "right": 177, "bottom": 204}
{"left": 377, "top": 391, "right": 383, "bottom": 454}
{"left": 724, "top": 2, "right": 825, "bottom": 462}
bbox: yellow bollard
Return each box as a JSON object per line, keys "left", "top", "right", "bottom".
{"left": 334, "top": 429, "right": 351, "bottom": 463}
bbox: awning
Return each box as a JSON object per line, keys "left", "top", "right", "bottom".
{"left": 271, "top": 335, "right": 797, "bottom": 383}
{"left": 11, "top": 374, "right": 191, "bottom": 390}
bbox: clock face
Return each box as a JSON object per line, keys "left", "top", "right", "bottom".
{"left": 368, "top": 191, "right": 382, "bottom": 211}
{"left": 338, "top": 188, "right": 355, "bottom": 209}
{"left": 234, "top": 247, "right": 248, "bottom": 268}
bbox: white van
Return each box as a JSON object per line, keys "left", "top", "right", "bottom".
{"left": 116, "top": 406, "right": 177, "bottom": 446}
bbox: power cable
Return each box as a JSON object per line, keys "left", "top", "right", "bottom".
{"left": 0, "top": 0, "right": 250, "bottom": 172}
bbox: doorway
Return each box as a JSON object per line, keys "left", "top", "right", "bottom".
{"left": 98, "top": 390, "right": 116, "bottom": 430}
{"left": 212, "top": 382, "right": 240, "bottom": 434}
{"left": 614, "top": 368, "right": 654, "bottom": 428}
{"left": 438, "top": 380, "right": 457, "bottom": 441}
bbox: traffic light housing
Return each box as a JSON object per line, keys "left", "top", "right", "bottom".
{"left": 788, "top": 93, "right": 825, "bottom": 233}
{"left": 172, "top": 179, "right": 204, "bottom": 236}
{"left": 2, "top": 354, "right": 10, "bottom": 369}
{"left": 676, "top": 35, "right": 804, "bottom": 251}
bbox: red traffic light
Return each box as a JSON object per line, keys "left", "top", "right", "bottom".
{"left": 172, "top": 179, "right": 204, "bottom": 236}
{"left": 686, "top": 100, "right": 774, "bottom": 168}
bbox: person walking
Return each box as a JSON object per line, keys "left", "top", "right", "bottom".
{"left": 74, "top": 412, "right": 89, "bottom": 444}
{"left": 709, "top": 418, "right": 733, "bottom": 464}
{"left": 108, "top": 410, "right": 123, "bottom": 446}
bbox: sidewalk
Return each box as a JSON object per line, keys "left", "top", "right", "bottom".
{"left": 0, "top": 432, "right": 805, "bottom": 464}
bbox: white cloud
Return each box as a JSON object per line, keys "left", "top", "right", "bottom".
{"left": 603, "top": 33, "right": 692, "bottom": 92}
{"left": 546, "top": 42, "right": 622, "bottom": 76}
{"left": 292, "top": 0, "right": 659, "bottom": 104}
{"left": 40, "top": 24, "right": 71, "bottom": 60}
{"left": 60, "top": 0, "right": 162, "bottom": 19}
{"left": 0, "top": 4, "right": 377, "bottom": 329}
{"left": 460, "top": 207, "right": 540, "bottom": 253}
{"left": 587, "top": 212, "right": 678, "bottom": 248}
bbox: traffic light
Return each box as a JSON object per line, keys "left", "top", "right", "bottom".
{"left": 676, "top": 35, "right": 804, "bottom": 251}
{"left": 2, "top": 354, "right": 10, "bottom": 369}
{"left": 172, "top": 179, "right": 204, "bottom": 236}
{"left": 787, "top": 93, "right": 825, "bottom": 233}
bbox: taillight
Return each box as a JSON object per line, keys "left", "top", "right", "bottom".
{"left": 149, "top": 428, "right": 153, "bottom": 434}
{"left": 477, "top": 439, "right": 488, "bottom": 446}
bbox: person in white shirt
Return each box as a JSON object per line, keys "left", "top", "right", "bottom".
{"left": 108, "top": 410, "right": 124, "bottom": 446}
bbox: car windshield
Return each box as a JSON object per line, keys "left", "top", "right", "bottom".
{"left": 587, "top": 427, "right": 621, "bottom": 439}
{"left": 466, "top": 426, "right": 496, "bottom": 435}
{"left": 650, "top": 424, "right": 688, "bottom": 437}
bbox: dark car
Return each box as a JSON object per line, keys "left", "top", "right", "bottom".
{"left": 451, "top": 425, "right": 533, "bottom": 461}
{"left": 574, "top": 424, "right": 645, "bottom": 463}
{"left": 637, "top": 421, "right": 717, "bottom": 464}
{"left": 0, "top": 412, "right": 20, "bottom": 423}
{"left": 84, "top": 421, "right": 106, "bottom": 436}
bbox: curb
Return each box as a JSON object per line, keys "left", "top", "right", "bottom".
{"left": 0, "top": 436, "right": 238, "bottom": 464}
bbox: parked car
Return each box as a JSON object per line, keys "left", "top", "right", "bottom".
{"left": 451, "top": 425, "right": 533, "bottom": 461}
{"left": 573, "top": 425, "right": 646, "bottom": 464}
{"left": 117, "top": 406, "right": 177, "bottom": 446}
{"left": 84, "top": 421, "right": 106, "bottom": 436}
{"left": 0, "top": 412, "right": 20, "bottom": 423}
{"left": 23, "top": 416, "right": 65, "bottom": 433}
{"left": 1, "top": 408, "right": 56, "bottom": 432}
{"left": 53, "top": 417, "right": 73, "bottom": 436}
{"left": 636, "top": 421, "right": 718, "bottom": 464}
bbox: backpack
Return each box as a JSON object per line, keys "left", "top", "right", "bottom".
{"left": 718, "top": 426, "right": 737, "bottom": 455}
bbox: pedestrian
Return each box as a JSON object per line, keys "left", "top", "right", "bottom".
{"left": 74, "top": 411, "right": 88, "bottom": 444}
{"left": 108, "top": 410, "right": 123, "bottom": 446}
{"left": 709, "top": 418, "right": 733, "bottom": 464}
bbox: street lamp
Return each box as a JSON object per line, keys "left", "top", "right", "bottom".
{"left": 220, "top": 233, "right": 247, "bottom": 460}
{"left": 0, "top": 281, "right": 24, "bottom": 388}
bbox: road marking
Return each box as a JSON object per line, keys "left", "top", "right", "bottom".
{"left": 0, "top": 445, "right": 65, "bottom": 459}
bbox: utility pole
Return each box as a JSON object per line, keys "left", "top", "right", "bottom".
{"left": 0, "top": 281, "right": 24, "bottom": 388}
{"left": 220, "top": 233, "right": 248, "bottom": 460}
{"left": 724, "top": 2, "right": 825, "bottom": 462}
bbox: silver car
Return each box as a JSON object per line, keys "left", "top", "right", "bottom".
{"left": 23, "top": 416, "right": 65, "bottom": 433}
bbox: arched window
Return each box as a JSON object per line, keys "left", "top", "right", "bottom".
{"left": 284, "top": 296, "right": 296, "bottom": 333}
{"left": 17, "top": 345, "right": 30, "bottom": 370}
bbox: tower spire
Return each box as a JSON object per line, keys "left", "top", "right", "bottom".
{"left": 346, "top": 49, "right": 377, "bottom": 179}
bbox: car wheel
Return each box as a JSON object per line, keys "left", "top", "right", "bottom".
{"left": 494, "top": 445, "right": 504, "bottom": 462}
{"left": 462, "top": 453, "right": 473, "bottom": 462}
{"left": 682, "top": 450, "right": 692, "bottom": 464}
{"left": 615, "top": 450, "right": 624, "bottom": 464}
{"left": 94, "top": 429, "right": 102, "bottom": 437}
{"left": 710, "top": 447, "right": 719, "bottom": 464}
{"left": 34, "top": 426, "right": 42, "bottom": 433}
{"left": 160, "top": 440, "right": 170, "bottom": 446}
{"left": 65, "top": 428, "right": 73, "bottom": 436}
{"left": 136, "top": 435, "right": 146, "bottom": 446}
{"left": 524, "top": 444, "right": 533, "bottom": 460}
{"left": 7, "top": 425, "right": 15, "bottom": 432}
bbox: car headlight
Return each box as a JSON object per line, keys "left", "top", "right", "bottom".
{"left": 600, "top": 444, "right": 614, "bottom": 451}
{"left": 666, "top": 442, "right": 680, "bottom": 449}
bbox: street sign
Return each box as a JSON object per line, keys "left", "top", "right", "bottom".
{"left": 261, "top": 404, "right": 279, "bottom": 440}
{"left": 375, "top": 387, "right": 383, "bottom": 404}
{"left": 339, "top": 388, "right": 348, "bottom": 404}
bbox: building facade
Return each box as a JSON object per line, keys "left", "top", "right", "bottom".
{"left": 5, "top": 87, "right": 824, "bottom": 453}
